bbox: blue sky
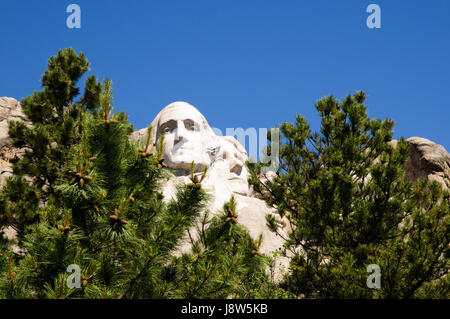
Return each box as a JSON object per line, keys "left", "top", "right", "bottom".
{"left": 1, "top": 0, "right": 449, "bottom": 150}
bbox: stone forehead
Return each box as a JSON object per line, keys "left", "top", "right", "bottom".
{"left": 149, "top": 101, "right": 215, "bottom": 146}
{"left": 221, "top": 135, "right": 248, "bottom": 158}
{"left": 156, "top": 102, "right": 210, "bottom": 128}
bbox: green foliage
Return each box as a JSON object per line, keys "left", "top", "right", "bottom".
{"left": 0, "top": 51, "right": 271, "bottom": 298}
{"left": 0, "top": 48, "right": 104, "bottom": 239}
{"left": 249, "top": 92, "right": 449, "bottom": 298}
{"left": 161, "top": 199, "right": 266, "bottom": 299}
{"left": 5, "top": 49, "right": 445, "bottom": 300}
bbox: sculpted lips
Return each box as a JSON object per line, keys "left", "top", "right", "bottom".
{"left": 174, "top": 144, "right": 192, "bottom": 152}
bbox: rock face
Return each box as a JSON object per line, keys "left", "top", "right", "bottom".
{"left": 0, "top": 97, "right": 31, "bottom": 187}
{"left": 0, "top": 97, "right": 32, "bottom": 253}
{"left": 1, "top": 96, "right": 449, "bottom": 275}
{"left": 404, "top": 137, "right": 450, "bottom": 190}
{"left": 0, "top": 97, "right": 29, "bottom": 146}
{"left": 130, "top": 102, "right": 290, "bottom": 280}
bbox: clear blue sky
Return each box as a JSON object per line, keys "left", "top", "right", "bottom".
{"left": 1, "top": 0, "right": 449, "bottom": 150}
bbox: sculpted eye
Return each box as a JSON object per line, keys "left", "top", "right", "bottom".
{"left": 184, "top": 120, "right": 197, "bottom": 131}
{"left": 159, "top": 120, "right": 176, "bottom": 135}
{"left": 161, "top": 125, "right": 174, "bottom": 134}
{"left": 230, "top": 163, "right": 242, "bottom": 176}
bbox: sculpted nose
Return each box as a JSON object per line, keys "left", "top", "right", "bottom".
{"left": 174, "top": 124, "right": 188, "bottom": 143}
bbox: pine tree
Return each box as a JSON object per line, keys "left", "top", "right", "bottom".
{"left": 0, "top": 48, "right": 102, "bottom": 239}
{"left": 0, "top": 52, "right": 269, "bottom": 298}
{"left": 248, "top": 92, "right": 449, "bottom": 298}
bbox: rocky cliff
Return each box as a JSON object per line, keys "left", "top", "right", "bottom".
{"left": 0, "top": 97, "right": 32, "bottom": 188}
{"left": 1, "top": 97, "right": 449, "bottom": 261}
{"left": 2, "top": 97, "right": 449, "bottom": 190}
{"left": 404, "top": 137, "right": 450, "bottom": 189}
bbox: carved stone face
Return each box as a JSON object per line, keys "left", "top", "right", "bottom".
{"left": 155, "top": 102, "right": 216, "bottom": 171}
{"left": 151, "top": 102, "right": 250, "bottom": 196}
{"left": 215, "top": 137, "right": 249, "bottom": 196}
